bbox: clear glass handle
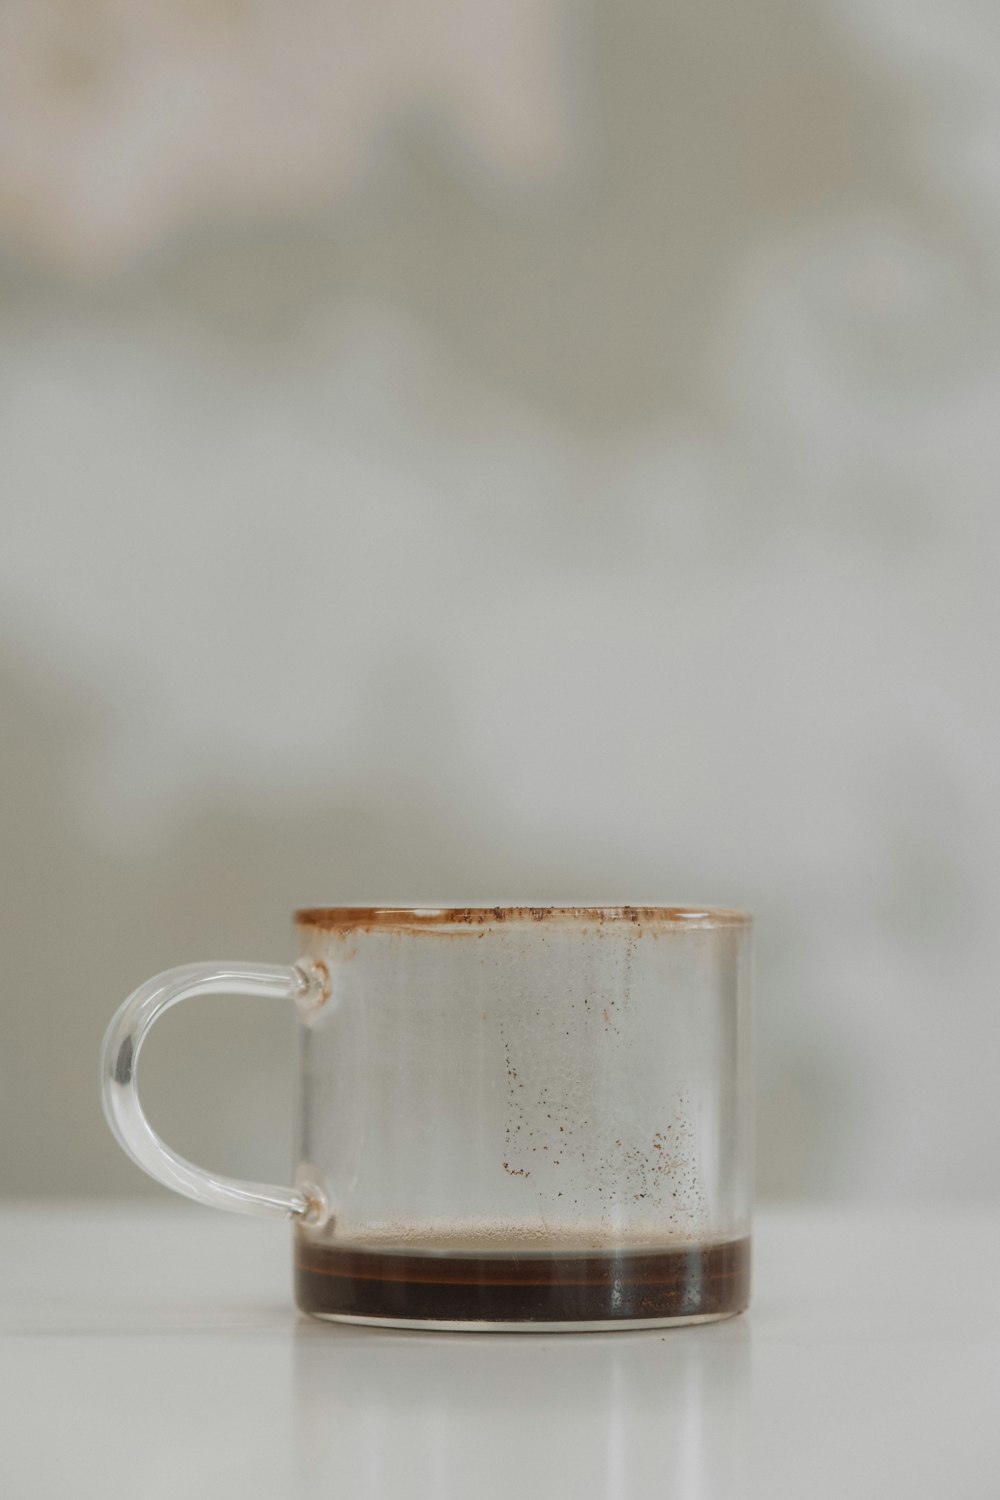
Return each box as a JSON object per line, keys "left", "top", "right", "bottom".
{"left": 100, "top": 961, "right": 326, "bottom": 1222}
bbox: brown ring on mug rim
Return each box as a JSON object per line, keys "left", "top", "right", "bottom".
{"left": 295, "top": 906, "right": 751, "bottom": 930}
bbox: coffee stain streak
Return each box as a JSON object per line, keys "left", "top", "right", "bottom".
{"left": 296, "top": 906, "right": 750, "bottom": 932}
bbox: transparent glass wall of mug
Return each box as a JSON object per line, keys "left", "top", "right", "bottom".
{"left": 294, "top": 909, "right": 751, "bottom": 1322}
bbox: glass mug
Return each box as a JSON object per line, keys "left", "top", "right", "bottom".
{"left": 101, "top": 906, "right": 752, "bottom": 1331}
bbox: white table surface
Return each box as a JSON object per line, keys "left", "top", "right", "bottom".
{"left": 2, "top": 1203, "right": 998, "bottom": 1499}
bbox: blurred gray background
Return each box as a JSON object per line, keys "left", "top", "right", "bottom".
{"left": 2, "top": 0, "right": 997, "bottom": 1204}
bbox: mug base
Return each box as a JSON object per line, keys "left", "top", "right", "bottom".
{"left": 305, "top": 1308, "right": 744, "bottom": 1333}
{"left": 295, "top": 1234, "right": 751, "bottom": 1326}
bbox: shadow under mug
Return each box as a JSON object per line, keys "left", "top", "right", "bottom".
{"left": 101, "top": 905, "right": 752, "bottom": 1330}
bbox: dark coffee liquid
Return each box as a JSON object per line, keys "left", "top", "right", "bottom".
{"left": 295, "top": 1236, "right": 750, "bottom": 1324}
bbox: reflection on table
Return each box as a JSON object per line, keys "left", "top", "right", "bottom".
{"left": 293, "top": 1316, "right": 751, "bottom": 1498}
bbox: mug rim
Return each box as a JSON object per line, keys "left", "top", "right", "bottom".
{"left": 295, "top": 905, "right": 751, "bottom": 929}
